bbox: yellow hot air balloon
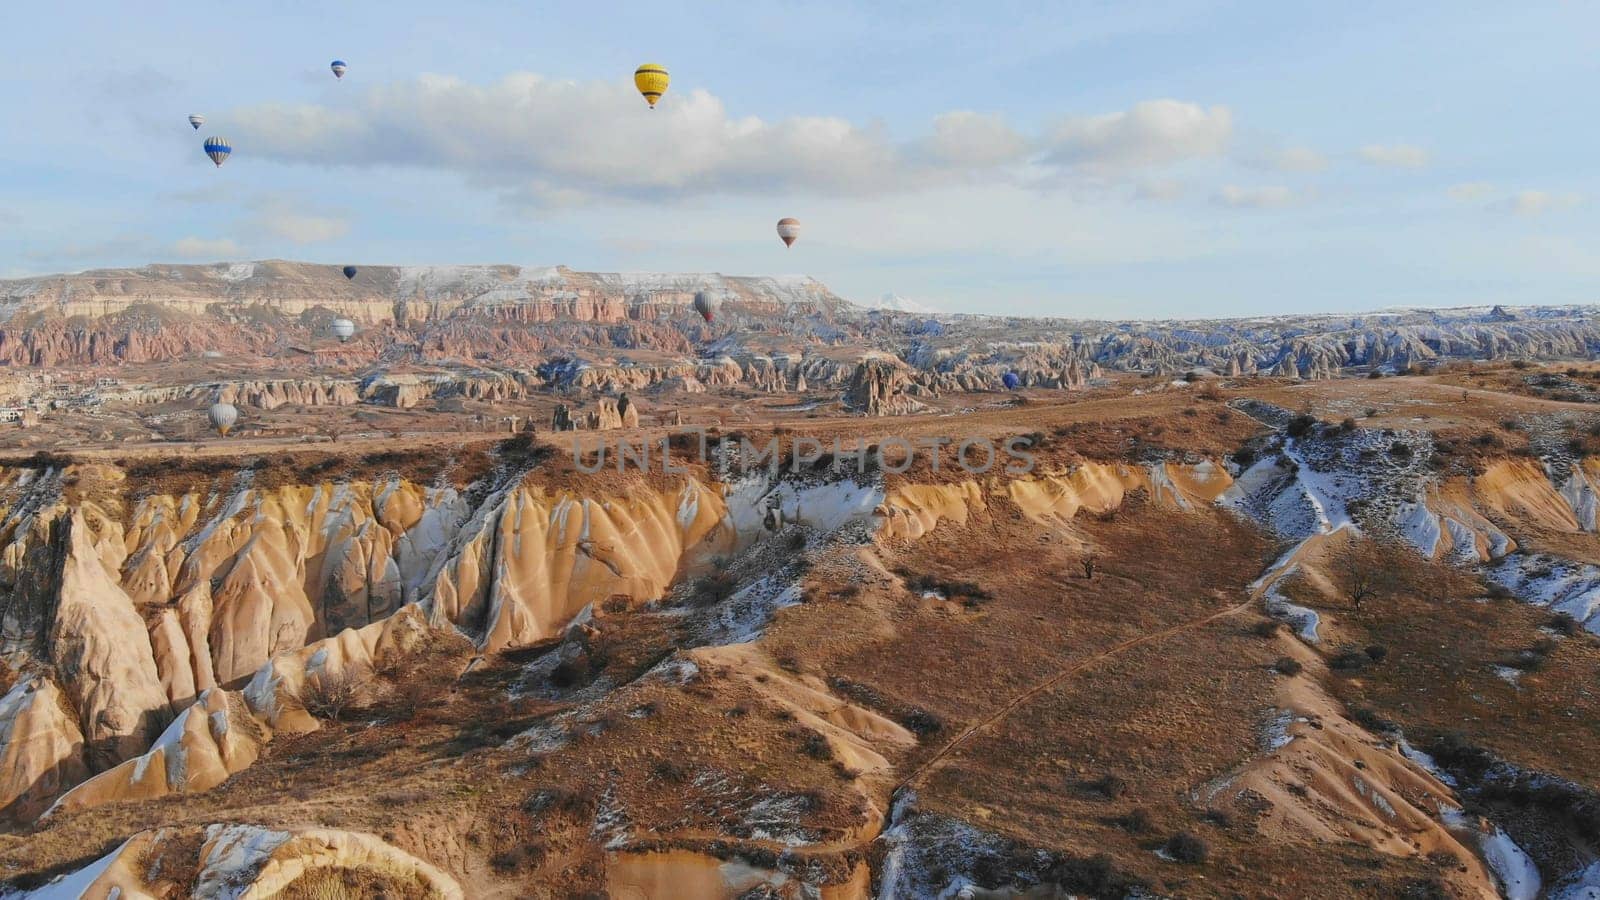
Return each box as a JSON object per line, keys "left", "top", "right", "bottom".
{"left": 634, "top": 63, "right": 669, "bottom": 108}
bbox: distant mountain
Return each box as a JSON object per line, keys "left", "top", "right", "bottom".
{"left": 870, "top": 293, "right": 940, "bottom": 315}
{"left": 0, "top": 260, "right": 1595, "bottom": 381}
{"left": 0, "top": 261, "right": 847, "bottom": 323}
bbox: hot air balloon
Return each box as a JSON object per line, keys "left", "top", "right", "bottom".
{"left": 188, "top": 114, "right": 205, "bottom": 130}
{"left": 330, "top": 60, "right": 348, "bottom": 79}
{"left": 634, "top": 63, "right": 669, "bottom": 108}
{"left": 208, "top": 402, "right": 238, "bottom": 437}
{"left": 203, "top": 137, "right": 231, "bottom": 167}
{"left": 342, "top": 265, "right": 358, "bottom": 280}
{"left": 692, "top": 290, "right": 722, "bottom": 324}
{"left": 777, "top": 217, "right": 801, "bottom": 248}
{"left": 1002, "top": 372, "right": 1021, "bottom": 390}
{"left": 331, "top": 318, "right": 356, "bottom": 343}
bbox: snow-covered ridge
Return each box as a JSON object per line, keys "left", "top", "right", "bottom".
{"left": 0, "top": 261, "right": 846, "bottom": 315}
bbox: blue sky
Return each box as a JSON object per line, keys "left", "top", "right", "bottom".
{"left": 3, "top": 1, "right": 1599, "bottom": 317}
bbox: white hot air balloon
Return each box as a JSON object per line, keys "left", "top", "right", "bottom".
{"left": 207, "top": 402, "right": 239, "bottom": 437}
{"left": 776, "top": 217, "right": 801, "bottom": 248}
{"left": 188, "top": 114, "right": 205, "bottom": 130}
{"left": 692, "top": 290, "right": 723, "bottom": 323}
{"left": 331, "top": 318, "right": 356, "bottom": 343}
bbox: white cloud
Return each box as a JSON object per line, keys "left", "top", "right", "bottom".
{"left": 1358, "top": 143, "right": 1429, "bottom": 168}
{"left": 226, "top": 75, "right": 1231, "bottom": 203}
{"left": 1044, "top": 100, "right": 1233, "bottom": 171}
{"left": 1212, "top": 184, "right": 1298, "bottom": 209}
{"left": 1501, "top": 190, "right": 1582, "bottom": 216}
{"left": 1136, "top": 179, "right": 1187, "bottom": 202}
{"left": 919, "top": 111, "right": 1030, "bottom": 167}
{"left": 171, "top": 237, "right": 241, "bottom": 258}
{"left": 1246, "top": 145, "right": 1328, "bottom": 173}
{"left": 1447, "top": 182, "right": 1495, "bottom": 202}
{"left": 254, "top": 210, "right": 349, "bottom": 244}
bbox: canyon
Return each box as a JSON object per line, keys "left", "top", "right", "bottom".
{"left": 0, "top": 262, "right": 1598, "bottom": 897}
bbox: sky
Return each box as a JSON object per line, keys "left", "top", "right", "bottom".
{"left": 3, "top": 1, "right": 1599, "bottom": 318}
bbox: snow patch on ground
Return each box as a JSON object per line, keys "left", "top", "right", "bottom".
{"left": 1397, "top": 738, "right": 1457, "bottom": 788}
{"left": 3, "top": 838, "right": 129, "bottom": 899}
{"left": 1486, "top": 554, "right": 1600, "bottom": 634}
{"left": 1443, "top": 809, "right": 1542, "bottom": 900}
{"left": 195, "top": 823, "right": 293, "bottom": 898}
{"left": 1551, "top": 860, "right": 1600, "bottom": 899}
{"left": 1261, "top": 709, "right": 1297, "bottom": 751}
{"left": 1262, "top": 572, "right": 1321, "bottom": 643}
{"left": 218, "top": 262, "right": 256, "bottom": 283}
{"left": 1396, "top": 497, "right": 1442, "bottom": 557}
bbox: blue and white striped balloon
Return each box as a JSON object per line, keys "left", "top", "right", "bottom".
{"left": 330, "top": 60, "right": 348, "bottom": 79}
{"left": 203, "top": 137, "right": 231, "bottom": 167}
{"left": 188, "top": 114, "right": 205, "bottom": 130}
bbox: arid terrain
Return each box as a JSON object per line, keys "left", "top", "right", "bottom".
{"left": 0, "top": 262, "right": 1598, "bottom": 898}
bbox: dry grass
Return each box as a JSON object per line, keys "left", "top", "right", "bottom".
{"left": 276, "top": 867, "right": 438, "bottom": 900}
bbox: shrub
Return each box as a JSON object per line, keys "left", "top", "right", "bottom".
{"left": 1286, "top": 414, "right": 1318, "bottom": 438}
{"left": 296, "top": 669, "right": 365, "bottom": 720}
{"left": 1364, "top": 645, "right": 1389, "bottom": 663}
{"left": 1388, "top": 441, "right": 1414, "bottom": 460}
{"left": 1426, "top": 732, "right": 1497, "bottom": 781}
{"left": 1329, "top": 649, "right": 1368, "bottom": 672}
{"left": 1113, "top": 807, "right": 1152, "bottom": 833}
{"left": 694, "top": 569, "right": 739, "bottom": 606}
{"left": 901, "top": 708, "right": 944, "bottom": 737}
{"left": 1401, "top": 878, "right": 1456, "bottom": 900}
{"left": 1427, "top": 849, "right": 1463, "bottom": 871}
{"left": 1548, "top": 613, "right": 1580, "bottom": 636}
{"left": 1273, "top": 656, "right": 1303, "bottom": 676}
{"left": 1252, "top": 619, "right": 1283, "bottom": 638}
{"left": 1078, "top": 774, "right": 1127, "bottom": 800}
{"left": 549, "top": 657, "right": 586, "bottom": 689}
{"left": 1162, "top": 832, "right": 1209, "bottom": 864}
{"left": 490, "top": 845, "right": 544, "bottom": 873}
{"left": 797, "top": 729, "right": 833, "bottom": 760}
{"left": 652, "top": 758, "right": 690, "bottom": 783}
{"left": 522, "top": 787, "right": 597, "bottom": 820}
{"left": 1352, "top": 706, "right": 1398, "bottom": 734}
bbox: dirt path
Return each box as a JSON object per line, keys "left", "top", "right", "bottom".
{"left": 895, "top": 597, "right": 1255, "bottom": 793}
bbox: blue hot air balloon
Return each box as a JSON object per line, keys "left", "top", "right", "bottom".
{"left": 342, "top": 265, "right": 358, "bottom": 280}
{"left": 330, "top": 60, "right": 348, "bottom": 79}
{"left": 203, "top": 137, "right": 232, "bottom": 167}
{"left": 1002, "top": 372, "right": 1021, "bottom": 390}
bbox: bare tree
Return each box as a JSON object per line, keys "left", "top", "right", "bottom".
{"left": 1335, "top": 546, "right": 1398, "bottom": 611}
{"left": 1082, "top": 555, "right": 1098, "bottom": 580}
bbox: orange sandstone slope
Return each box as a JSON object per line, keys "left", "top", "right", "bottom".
{"left": 1, "top": 386, "right": 1600, "bottom": 898}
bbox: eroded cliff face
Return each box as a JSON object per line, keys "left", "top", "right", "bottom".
{"left": 16, "top": 823, "right": 465, "bottom": 899}
{"left": 4, "top": 262, "right": 1595, "bottom": 385}
{"left": 9, "top": 426, "right": 1600, "bottom": 897}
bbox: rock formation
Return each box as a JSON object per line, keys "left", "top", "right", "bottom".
{"left": 844, "top": 358, "right": 923, "bottom": 416}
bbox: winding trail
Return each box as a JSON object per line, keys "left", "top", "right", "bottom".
{"left": 894, "top": 596, "right": 1255, "bottom": 793}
